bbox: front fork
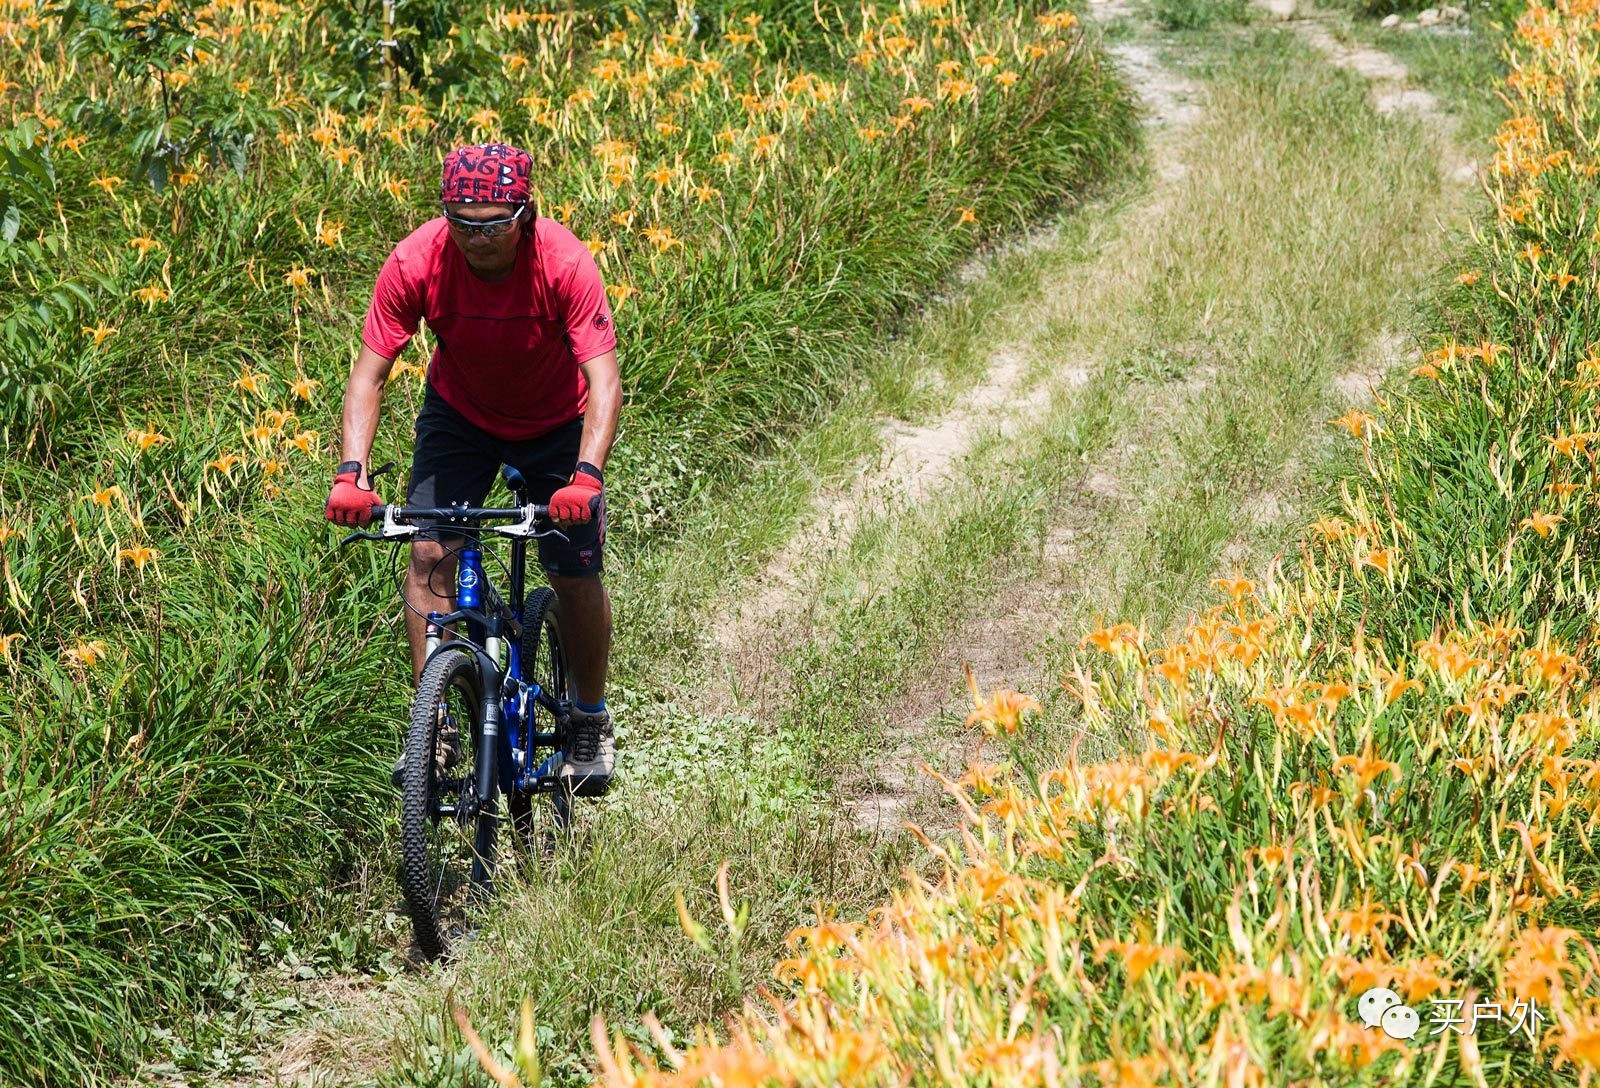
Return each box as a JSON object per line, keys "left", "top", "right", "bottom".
{"left": 475, "top": 635, "right": 506, "bottom": 821}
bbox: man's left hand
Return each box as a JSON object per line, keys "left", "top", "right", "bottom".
{"left": 549, "top": 466, "right": 603, "bottom": 526}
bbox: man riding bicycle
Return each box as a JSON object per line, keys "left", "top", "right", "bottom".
{"left": 324, "top": 141, "right": 619, "bottom": 795}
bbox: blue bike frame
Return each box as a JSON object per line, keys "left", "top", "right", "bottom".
{"left": 426, "top": 541, "right": 570, "bottom": 804}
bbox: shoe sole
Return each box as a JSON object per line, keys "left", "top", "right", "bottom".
{"left": 560, "top": 771, "right": 612, "bottom": 798}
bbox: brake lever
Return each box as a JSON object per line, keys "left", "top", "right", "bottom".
{"left": 339, "top": 529, "right": 384, "bottom": 547}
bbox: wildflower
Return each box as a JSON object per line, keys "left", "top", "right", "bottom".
{"left": 649, "top": 164, "right": 674, "bottom": 186}
{"left": 1094, "top": 937, "right": 1187, "bottom": 984}
{"left": 1455, "top": 269, "right": 1480, "bottom": 285}
{"left": 63, "top": 640, "right": 110, "bottom": 668}
{"left": 232, "top": 369, "right": 271, "bottom": 397}
{"left": 693, "top": 182, "right": 718, "bottom": 204}
{"left": 585, "top": 236, "right": 606, "bottom": 258}
{"left": 857, "top": 126, "right": 886, "bottom": 141}
{"left": 83, "top": 324, "right": 118, "bottom": 346}
{"left": 1332, "top": 745, "right": 1400, "bottom": 791}
{"left": 382, "top": 176, "right": 411, "bottom": 201}
{"left": 173, "top": 171, "right": 200, "bottom": 187}
{"left": 958, "top": 207, "right": 978, "bottom": 225}
{"left": 90, "top": 175, "right": 124, "bottom": 195}
{"left": 963, "top": 663, "right": 1040, "bottom": 735}
{"left": 207, "top": 453, "right": 244, "bottom": 477}
{"left": 290, "top": 376, "right": 321, "bottom": 401}
{"left": 1359, "top": 547, "right": 1395, "bottom": 575}
{"left": 1521, "top": 511, "right": 1564, "bottom": 538}
{"left": 606, "top": 282, "right": 639, "bottom": 306}
{"left": 0, "top": 522, "right": 19, "bottom": 547}
{"left": 641, "top": 225, "right": 683, "bottom": 253}
{"left": 0, "top": 633, "right": 24, "bottom": 661}
{"left": 327, "top": 146, "right": 360, "bottom": 167}
{"left": 116, "top": 545, "right": 159, "bottom": 572}
{"left": 468, "top": 107, "right": 500, "bottom": 128}
{"left": 284, "top": 266, "right": 316, "bottom": 289}
{"left": 127, "top": 429, "right": 171, "bottom": 452}
{"left": 88, "top": 485, "right": 124, "bottom": 507}
{"left": 316, "top": 219, "right": 344, "bottom": 247}
{"left": 1330, "top": 409, "right": 1374, "bottom": 438}
{"left": 132, "top": 285, "right": 170, "bottom": 306}
{"left": 902, "top": 95, "right": 934, "bottom": 113}
{"left": 128, "top": 236, "right": 162, "bottom": 257}
{"left": 58, "top": 133, "right": 88, "bottom": 154}
{"left": 289, "top": 430, "right": 319, "bottom": 454}
{"left": 995, "top": 71, "right": 1020, "bottom": 87}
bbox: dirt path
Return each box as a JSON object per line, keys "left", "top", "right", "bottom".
{"left": 784, "top": 6, "right": 1477, "bottom": 834}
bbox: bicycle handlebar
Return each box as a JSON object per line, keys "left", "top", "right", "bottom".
{"left": 338, "top": 503, "right": 564, "bottom": 547}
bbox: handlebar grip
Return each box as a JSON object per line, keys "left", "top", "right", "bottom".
{"left": 370, "top": 504, "right": 386, "bottom": 521}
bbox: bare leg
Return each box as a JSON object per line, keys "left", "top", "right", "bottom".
{"left": 404, "top": 538, "right": 459, "bottom": 682}
{"left": 548, "top": 574, "right": 612, "bottom": 705}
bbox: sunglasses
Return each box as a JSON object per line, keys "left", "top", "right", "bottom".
{"left": 441, "top": 204, "right": 526, "bottom": 238}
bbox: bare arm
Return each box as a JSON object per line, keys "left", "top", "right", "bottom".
{"left": 340, "top": 344, "right": 398, "bottom": 489}
{"left": 577, "top": 349, "right": 621, "bottom": 473}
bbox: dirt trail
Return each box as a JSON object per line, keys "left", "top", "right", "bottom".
{"left": 845, "top": 7, "right": 1481, "bottom": 833}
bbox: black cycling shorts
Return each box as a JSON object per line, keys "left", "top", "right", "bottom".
{"left": 407, "top": 384, "right": 604, "bottom": 578}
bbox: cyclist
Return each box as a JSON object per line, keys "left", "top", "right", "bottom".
{"left": 324, "top": 141, "right": 619, "bottom": 796}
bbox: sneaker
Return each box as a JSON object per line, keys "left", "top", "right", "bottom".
{"left": 391, "top": 715, "right": 462, "bottom": 788}
{"left": 560, "top": 706, "right": 614, "bottom": 797}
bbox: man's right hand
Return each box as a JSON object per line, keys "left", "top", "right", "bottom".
{"left": 326, "top": 463, "right": 383, "bottom": 525}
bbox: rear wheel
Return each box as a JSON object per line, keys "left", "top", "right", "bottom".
{"left": 399, "top": 650, "right": 493, "bottom": 960}
{"left": 511, "top": 587, "right": 572, "bottom": 842}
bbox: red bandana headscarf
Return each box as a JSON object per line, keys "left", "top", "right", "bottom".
{"left": 440, "top": 142, "right": 533, "bottom": 205}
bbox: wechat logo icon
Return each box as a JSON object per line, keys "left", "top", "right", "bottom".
{"left": 1358, "top": 987, "right": 1420, "bottom": 1041}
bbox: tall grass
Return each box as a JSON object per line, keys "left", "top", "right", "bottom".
{"left": 0, "top": 0, "right": 1136, "bottom": 1082}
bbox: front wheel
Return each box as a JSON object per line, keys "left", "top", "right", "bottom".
{"left": 510, "top": 586, "right": 573, "bottom": 843}
{"left": 399, "top": 649, "right": 494, "bottom": 960}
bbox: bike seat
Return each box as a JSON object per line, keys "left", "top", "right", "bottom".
{"left": 501, "top": 464, "right": 530, "bottom": 502}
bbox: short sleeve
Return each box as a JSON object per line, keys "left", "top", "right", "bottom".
{"left": 558, "top": 249, "right": 617, "bottom": 364}
{"left": 361, "top": 249, "right": 423, "bottom": 359}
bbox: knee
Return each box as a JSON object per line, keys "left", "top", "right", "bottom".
{"left": 408, "top": 540, "right": 456, "bottom": 583}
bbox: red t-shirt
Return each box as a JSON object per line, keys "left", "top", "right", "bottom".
{"left": 361, "top": 216, "right": 617, "bottom": 440}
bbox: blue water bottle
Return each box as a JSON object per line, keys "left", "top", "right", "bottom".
{"left": 457, "top": 546, "right": 483, "bottom": 610}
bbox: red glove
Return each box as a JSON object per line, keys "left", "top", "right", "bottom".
{"left": 325, "top": 464, "right": 383, "bottom": 526}
{"left": 549, "top": 466, "right": 603, "bottom": 524}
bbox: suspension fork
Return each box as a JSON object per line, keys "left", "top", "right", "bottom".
{"left": 475, "top": 635, "right": 507, "bottom": 818}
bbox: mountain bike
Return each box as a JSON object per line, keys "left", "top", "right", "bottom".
{"left": 340, "top": 465, "right": 578, "bottom": 960}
